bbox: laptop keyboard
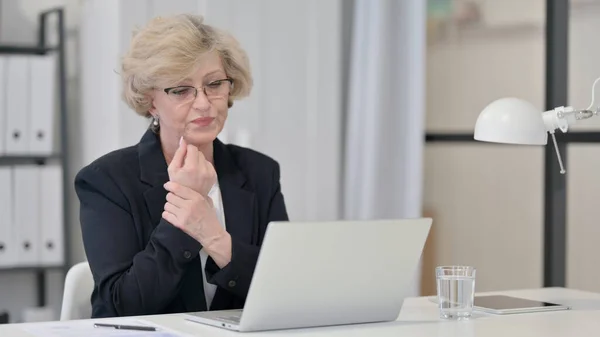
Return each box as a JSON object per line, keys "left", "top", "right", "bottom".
{"left": 218, "top": 314, "right": 241, "bottom": 323}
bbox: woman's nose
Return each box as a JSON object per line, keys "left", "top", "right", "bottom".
{"left": 191, "top": 89, "right": 211, "bottom": 111}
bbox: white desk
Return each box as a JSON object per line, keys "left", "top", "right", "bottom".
{"left": 2, "top": 287, "right": 600, "bottom": 336}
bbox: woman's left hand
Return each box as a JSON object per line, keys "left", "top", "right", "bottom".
{"left": 162, "top": 181, "right": 232, "bottom": 267}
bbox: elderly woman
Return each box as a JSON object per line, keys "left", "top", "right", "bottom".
{"left": 74, "top": 14, "right": 289, "bottom": 318}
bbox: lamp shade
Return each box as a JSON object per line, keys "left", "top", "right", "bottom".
{"left": 474, "top": 98, "right": 548, "bottom": 145}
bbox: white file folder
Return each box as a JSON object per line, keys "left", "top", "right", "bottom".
{"left": 39, "top": 164, "right": 64, "bottom": 266}
{"left": 14, "top": 166, "right": 40, "bottom": 266}
{"left": 0, "top": 167, "right": 15, "bottom": 267}
{"left": 5, "top": 56, "right": 30, "bottom": 155}
{"left": 29, "top": 53, "right": 57, "bottom": 156}
{"left": 0, "top": 56, "right": 7, "bottom": 155}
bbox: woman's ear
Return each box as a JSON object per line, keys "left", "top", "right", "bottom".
{"left": 148, "top": 94, "right": 158, "bottom": 116}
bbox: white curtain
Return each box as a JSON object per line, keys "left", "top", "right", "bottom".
{"left": 343, "top": 0, "right": 427, "bottom": 296}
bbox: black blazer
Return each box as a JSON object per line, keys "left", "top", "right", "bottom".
{"left": 74, "top": 129, "right": 289, "bottom": 318}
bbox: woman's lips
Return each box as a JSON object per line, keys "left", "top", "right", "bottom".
{"left": 191, "top": 117, "right": 215, "bottom": 127}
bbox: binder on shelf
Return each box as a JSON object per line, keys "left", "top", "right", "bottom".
{"left": 0, "top": 167, "right": 15, "bottom": 267}
{"left": 13, "top": 166, "right": 40, "bottom": 266}
{"left": 5, "top": 56, "right": 30, "bottom": 155}
{"left": 39, "top": 164, "right": 64, "bottom": 266}
{"left": 0, "top": 57, "right": 7, "bottom": 156}
{"left": 29, "top": 53, "right": 58, "bottom": 156}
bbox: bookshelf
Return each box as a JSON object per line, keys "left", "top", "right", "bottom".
{"left": 0, "top": 6, "right": 69, "bottom": 319}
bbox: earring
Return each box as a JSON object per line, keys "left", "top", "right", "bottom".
{"left": 152, "top": 116, "right": 159, "bottom": 126}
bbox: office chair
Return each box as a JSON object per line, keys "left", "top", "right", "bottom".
{"left": 60, "top": 261, "right": 93, "bottom": 321}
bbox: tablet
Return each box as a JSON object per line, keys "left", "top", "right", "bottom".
{"left": 473, "top": 295, "right": 571, "bottom": 315}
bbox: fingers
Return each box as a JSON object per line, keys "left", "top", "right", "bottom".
{"left": 184, "top": 144, "right": 198, "bottom": 169}
{"left": 164, "top": 201, "right": 179, "bottom": 214}
{"left": 162, "top": 210, "right": 178, "bottom": 226}
{"left": 170, "top": 137, "right": 188, "bottom": 170}
{"left": 197, "top": 151, "right": 216, "bottom": 183}
{"left": 194, "top": 150, "right": 216, "bottom": 194}
{"left": 206, "top": 160, "right": 216, "bottom": 177}
{"left": 202, "top": 156, "right": 215, "bottom": 174}
{"left": 168, "top": 140, "right": 215, "bottom": 196}
{"left": 197, "top": 150, "right": 208, "bottom": 167}
{"left": 166, "top": 192, "right": 185, "bottom": 207}
{"left": 205, "top": 164, "right": 217, "bottom": 192}
{"left": 164, "top": 181, "right": 200, "bottom": 200}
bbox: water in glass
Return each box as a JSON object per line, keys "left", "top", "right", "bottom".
{"left": 437, "top": 274, "right": 475, "bottom": 319}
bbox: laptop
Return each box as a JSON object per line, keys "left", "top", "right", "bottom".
{"left": 184, "top": 218, "right": 432, "bottom": 332}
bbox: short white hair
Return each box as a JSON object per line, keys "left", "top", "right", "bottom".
{"left": 121, "top": 14, "right": 253, "bottom": 117}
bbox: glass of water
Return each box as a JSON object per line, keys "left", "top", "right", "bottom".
{"left": 436, "top": 266, "right": 476, "bottom": 320}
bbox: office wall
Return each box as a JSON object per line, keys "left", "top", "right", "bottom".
{"left": 423, "top": 0, "right": 600, "bottom": 294}
{"left": 196, "top": 0, "right": 342, "bottom": 223}
{"left": 566, "top": 1, "right": 600, "bottom": 293}
{"left": 423, "top": 0, "right": 546, "bottom": 293}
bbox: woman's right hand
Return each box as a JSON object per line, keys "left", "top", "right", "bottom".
{"left": 167, "top": 137, "right": 216, "bottom": 197}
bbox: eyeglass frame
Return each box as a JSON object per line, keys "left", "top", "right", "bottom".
{"left": 162, "top": 78, "right": 234, "bottom": 102}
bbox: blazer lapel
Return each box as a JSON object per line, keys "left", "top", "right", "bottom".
{"left": 213, "top": 139, "right": 257, "bottom": 245}
{"left": 138, "top": 129, "right": 170, "bottom": 226}
{"left": 210, "top": 140, "right": 257, "bottom": 310}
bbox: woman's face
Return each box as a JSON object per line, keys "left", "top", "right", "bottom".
{"left": 150, "top": 51, "right": 231, "bottom": 147}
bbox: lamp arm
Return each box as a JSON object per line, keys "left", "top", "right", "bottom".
{"left": 548, "top": 130, "right": 566, "bottom": 174}
{"left": 558, "top": 109, "right": 596, "bottom": 120}
{"left": 541, "top": 76, "right": 600, "bottom": 134}
{"left": 541, "top": 107, "right": 579, "bottom": 175}
{"left": 586, "top": 76, "right": 600, "bottom": 111}
{"left": 542, "top": 107, "right": 577, "bottom": 133}
{"left": 540, "top": 105, "right": 598, "bottom": 175}
{"left": 542, "top": 107, "right": 598, "bottom": 134}
{"left": 542, "top": 105, "right": 599, "bottom": 175}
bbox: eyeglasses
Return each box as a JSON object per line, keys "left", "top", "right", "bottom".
{"left": 163, "top": 78, "right": 233, "bottom": 104}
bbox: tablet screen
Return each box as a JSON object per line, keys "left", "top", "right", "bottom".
{"left": 474, "top": 295, "right": 563, "bottom": 310}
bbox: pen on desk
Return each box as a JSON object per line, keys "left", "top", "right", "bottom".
{"left": 94, "top": 323, "right": 157, "bottom": 331}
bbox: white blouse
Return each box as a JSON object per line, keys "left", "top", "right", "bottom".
{"left": 199, "top": 181, "right": 226, "bottom": 309}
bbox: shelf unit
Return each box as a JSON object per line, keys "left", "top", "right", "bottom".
{"left": 0, "top": 7, "right": 69, "bottom": 316}
{"left": 427, "top": 0, "right": 600, "bottom": 46}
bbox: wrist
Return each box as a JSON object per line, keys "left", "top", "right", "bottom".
{"left": 201, "top": 228, "right": 228, "bottom": 250}
{"left": 203, "top": 230, "right": 232, "bottom": 268}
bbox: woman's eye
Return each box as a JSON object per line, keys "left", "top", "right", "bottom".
{"left": 171, "top": 87, "right": 192, "bottom": 95}
{"left": 207, "top": 81, "right": 223, "bottom": 88}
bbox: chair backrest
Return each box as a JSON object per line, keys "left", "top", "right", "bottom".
{"left": 60, "top": 261, "right": 94, "bottom": 321}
